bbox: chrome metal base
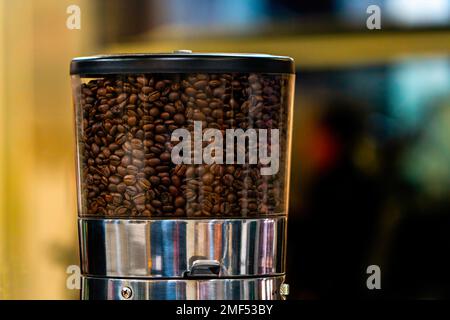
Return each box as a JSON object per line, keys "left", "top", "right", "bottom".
{"left": 81, "top": 275, "right": 286, "bottom": 300}
{"left": 79, "top": 217, "right": 286, "bottom": 278}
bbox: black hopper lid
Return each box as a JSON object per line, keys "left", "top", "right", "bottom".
{"left": 70, "top": 51, "right": 295, "bottom": 76}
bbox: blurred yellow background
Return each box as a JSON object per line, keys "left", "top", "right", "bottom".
{"left": 0, "top": 0, "right": 98, "bottom": 299}
{"left": 0, "top": 0, "right": 449, "bottom": 299}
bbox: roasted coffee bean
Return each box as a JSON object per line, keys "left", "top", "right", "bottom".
{"left": 79, "top": 72, "right": 288, "bottom": 217}
{"left": 108, "top": 184, "right": 118, "bottom": 192}
{"left": 202, "top": 172, "right": 214, "bottom": 186}
{"left": 185, "top": 190, "right": 197, "bottom": 202}
{"left": 101, "top": 166, "right": 111, "bottom": 177}
{"left": 154, "top": 135, "right": 166, "bottom": 144}
{"left": 120, "top": 155, "right": 131, "bottom": 167}
{"left": 132, "top": 149, "right": 145, "bottom": 159}
{"left": 123, "top": 175, "right": 136, "bottom": 186}
{"left": 125, "top": 186, "right": 138, "bottom": 196}
{"left": 185, "top": 166, "right": 196, "bottom": 178}
{"left": 155, "top": 124, "right": 166, "bottom": 133}
{"left": 171, "top": 175, "right": 181, "bottom": 187}
{"left": 151, "top": 200, "right": 162, "bottom": 208}
{"left": 117, "top": 166, "right": 127, "bottom": 176}
{"left": 130, "top": 139, "right": 143, "bottom": 149}
{"left": 175, "top": 208, "right": 185, "bottom": 216}
{"left": 210, "top": 164, "right": 224, "bottom": 176}
{"left": 149, "top": 176, "right": 160, "bottom": 186}
{"left": 211, "top": 109, "right": 223, "bottom": 119}
{"left": 192, "top": 110, "right": 206, "bottom": 121}
{"left": 161, "top": 176, "right": 171, "bottom": 186}
{"left": 109, "top": 175, "right": 121, "bottom": 185}
{"left": 137, "top": 178, "right": 151, "bottom": 190}
{"left": 127, "top": 116, "right": 137, "bottom": 126}
{"left": 117, "top": 183, "right": 127, "bottom": 193}
{"left": 173, "top": 113, "right": 185, "bottom": 125}
{"left": 114, "top": 207, "right": 128, "bottom": 216}
{"left": 160, "top": 152, "right": 171, "bottom": 162}
{"left": 223, "top": 174, "right": 234, "bottom": 186}
{"left": 133, "top": 193, "right": 146, "bottom": 205}
{"left": 121, "top": 141, "right": 131, "bottom": 152}
{"left": 185, "top": 87, "right": 196, "bottom": 97}
{"left": 126, "top": 165, "right": 139, "bottom": 175}
{"left": 109, "top": 155, "right": 121, "bottom": 166}
{"left": 147, "top": 158, "right": 161, "bottom": 167}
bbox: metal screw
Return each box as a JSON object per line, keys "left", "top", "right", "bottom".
{"left": 121, "top": 286, "right": 133, "bottom": 299}
{"left": 280, "top": 283, "right": 289, "bottom": 297}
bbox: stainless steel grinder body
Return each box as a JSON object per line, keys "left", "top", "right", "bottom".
{"left": 71, "top": 53, "right": 295, "bottom": 300}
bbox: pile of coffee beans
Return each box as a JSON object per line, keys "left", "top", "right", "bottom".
{"left": 76, "top": 73, "right": 290, "bottom": 217}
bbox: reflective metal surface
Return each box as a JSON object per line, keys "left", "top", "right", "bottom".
{"left": 81, "top": 275, "right": 285, "bottom": 300}
{"left": 79, "top": 217, "right": 286, "bottom": 278}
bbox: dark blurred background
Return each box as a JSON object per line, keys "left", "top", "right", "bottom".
{"left": 0, "top": 0, "right": 449, "bottom": 299}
